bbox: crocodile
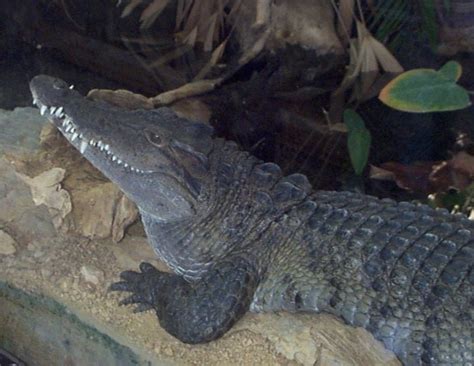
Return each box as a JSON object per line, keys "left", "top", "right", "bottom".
{"left": 30, "top": 75, "right": 473, "bottom": 365}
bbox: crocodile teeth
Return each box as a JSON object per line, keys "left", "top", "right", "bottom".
{"left": 89, "top": 139, "right": 95, "bottom": 146}
{"left": 80, "top": 140, "right": 88, "bottom": 154}
{"left": 65, "top": 124, "right": 73, "bottom": 133}
{"left": 69, "top": 85, "right": 74, "bottom": 89}
{"left": 71, "top": 132, "right": 78, "bottom": 141}
{"left": 32, "top": 99, "right": 37, "bottom": 106}
{"left": 50, "top": 106, "right": 57, "bottom": 114}
{"left": 55, "top": 107, "right": 64, "bottom": 117}
{"left": 124, "top": 163, "right": 128, "bottom": 168}
{"left": 117, "top": 159, "right": 122, "bottom": 165}
{"left": 112, "top": 156, "right": 117, "bottom": 161}
{"left": 40, "top": 105, "right": 47, "bottom": 115}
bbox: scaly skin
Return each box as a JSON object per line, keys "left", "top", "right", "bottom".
{"left": 30, "top": 75, "right": 473, "bottom": 365}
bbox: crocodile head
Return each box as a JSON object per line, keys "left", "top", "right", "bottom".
{"left": 30, "top": 75, "right": 214, "bottom": 221}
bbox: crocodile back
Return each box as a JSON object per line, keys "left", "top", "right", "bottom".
{"left": 252, "top": 191, "right": 473, "bottom": 365}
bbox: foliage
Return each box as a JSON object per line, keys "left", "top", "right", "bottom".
{"left": 366, "top": 0, "right": 449, "bottom": 49}
{"left": 333, "top": 20, "right": 404, "bottom": 103}
{"left": 379, "top": 61, "right": 471, "bottom": 112}
{"left": 343, "top": 109, "right": 372, "bottom": 175}
{"left": 119, "top": 0, "right": 239, "bottom": 51}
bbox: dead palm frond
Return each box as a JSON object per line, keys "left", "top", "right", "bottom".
{"left": 329, "top": 1, "right": 404, "bottom": 124}
{"left": 120, "top": 0, "right": 241, "bottom": 52}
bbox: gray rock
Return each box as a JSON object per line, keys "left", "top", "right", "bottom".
{"left": 0, "top": 230, "right": 16, "bottom": 255}
{"left": 0, "top": 158, "right": 35, "bottom": 224}
{"left": 9, "top": 205, "right": 56, "bottom": 242}
{"left": 0, "top": 107, "right": 47, "bottom": 154}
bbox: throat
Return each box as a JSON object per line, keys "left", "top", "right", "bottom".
{"left": 140, "top": 211, "right": 213, "bottom": 279}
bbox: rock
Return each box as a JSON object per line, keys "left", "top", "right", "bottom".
{"left": 80, "top": 265, "right": 105, "bottom": 286}
{"left": 0, "top": 157, "right": 36, "bottom": 224}
{"left": 111, "top": 192, "right": 140, "bottom": 242}
{"left": 236, "top": 313, "right": 400, "bottom": 366}
{"left": 0, "top": 107, "right": 47, "bottom": 155}
{"left": 111, "top": 236, "right": 168, "bottom": 272}
{"left": 235, "top": 0, "right": 343, "bottom": 55}
{"left": 0, "top": 230, "right": 16, "bottom": 255}
{"left": 9, "top": 205, "right": 56, "bottom": 242}
{"left": 16, "top": 167, "right": 72, "bottom": 230}
{"left": 72, "top": 182, "right": 138, "bottom": 241}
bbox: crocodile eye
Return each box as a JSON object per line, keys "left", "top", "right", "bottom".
{"left": 145, "top": 130, "right": 163, "bottom": 147}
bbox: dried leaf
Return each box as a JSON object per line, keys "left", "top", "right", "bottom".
{"left": 369, "top": 165, "right": 395, "bottom": 180}
{"left": 373, "top": 161, "right": 440, "bottom": 193}
{"left": 175, "top": 0, "right": 189, "bottom": 29}
{"left": 183, "top": 1, "right": 205, "bottom": 34}
{"left": 121, "top": 0, "right": 142, "bottom": 18}
{"left": 194, "top": 38, "right": 228, "bottom": 80}
{"left": 360, "top": 35, "right": 379, "bottom": 97}
{"left": 370, "top": 152, "right": 474, "bottom": 194}
{"left": 238, "top": 29, "right": 270, "bottom": 65}
{"left": 368, "top": 36, "right": 403, "bottom": 73}
{"left": 149, "top": 44, "right": 193, "bottom": 68}
{"left": 333, "top": 21, "right": 404, "bottom": 112}
{"left": 183, "top": 26, "right": 198, "bottom": 48}
{"left": 336, "top": 0, "right": 355, "bottom": 43}
{"left": 203, "top": 12, "right": 219, "bottom": 51}
{"left": 227, "top": 0, "right": 243, "bottom": 23}
{"left": 140, "top": 0, "right": 171, "bottom": 29}
{"left": 447, "top": 151, "right": 474, "bottom": 178}
{"left": 255, "top": 0, "right": 272, "bottom": 27}
{"left": 151, "top": 78, "right": 222, "bottom": 105}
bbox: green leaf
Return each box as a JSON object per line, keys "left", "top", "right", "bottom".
{"left": 438, "top": 60, "right": 462, "bottom": 81}
{"left": 344, "top": 109, "right": 366, "bottom": 132}
{"left": 344, "top": 109, "right": 372, "bottom": 175}
{"left": 379, "top": 62, "right": 471, "bottom": 113}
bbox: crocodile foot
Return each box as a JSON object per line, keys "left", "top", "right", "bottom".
{"left": 110, "top": 258, "right": 259, "bottom": 344}
{"left": 109, "top": 262, "right": 165, "bottom": 313}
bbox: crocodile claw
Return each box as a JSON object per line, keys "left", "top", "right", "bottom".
{"left": 119, "top": 293, "right": 144, "bottom": 306}
{"left": 109, "top": 262, "right": 162, "bottom": 312}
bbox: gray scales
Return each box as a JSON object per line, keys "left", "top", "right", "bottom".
{"left": 30, "top": 75, "right": 473, "bottom": 366}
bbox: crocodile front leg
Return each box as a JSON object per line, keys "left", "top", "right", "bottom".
{"left": 109, "top": 257, "right": 259, "bottom": 343}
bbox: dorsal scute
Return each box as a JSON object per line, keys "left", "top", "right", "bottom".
{"left": 249, "top": 162, "right": 282, "bottom": 188}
